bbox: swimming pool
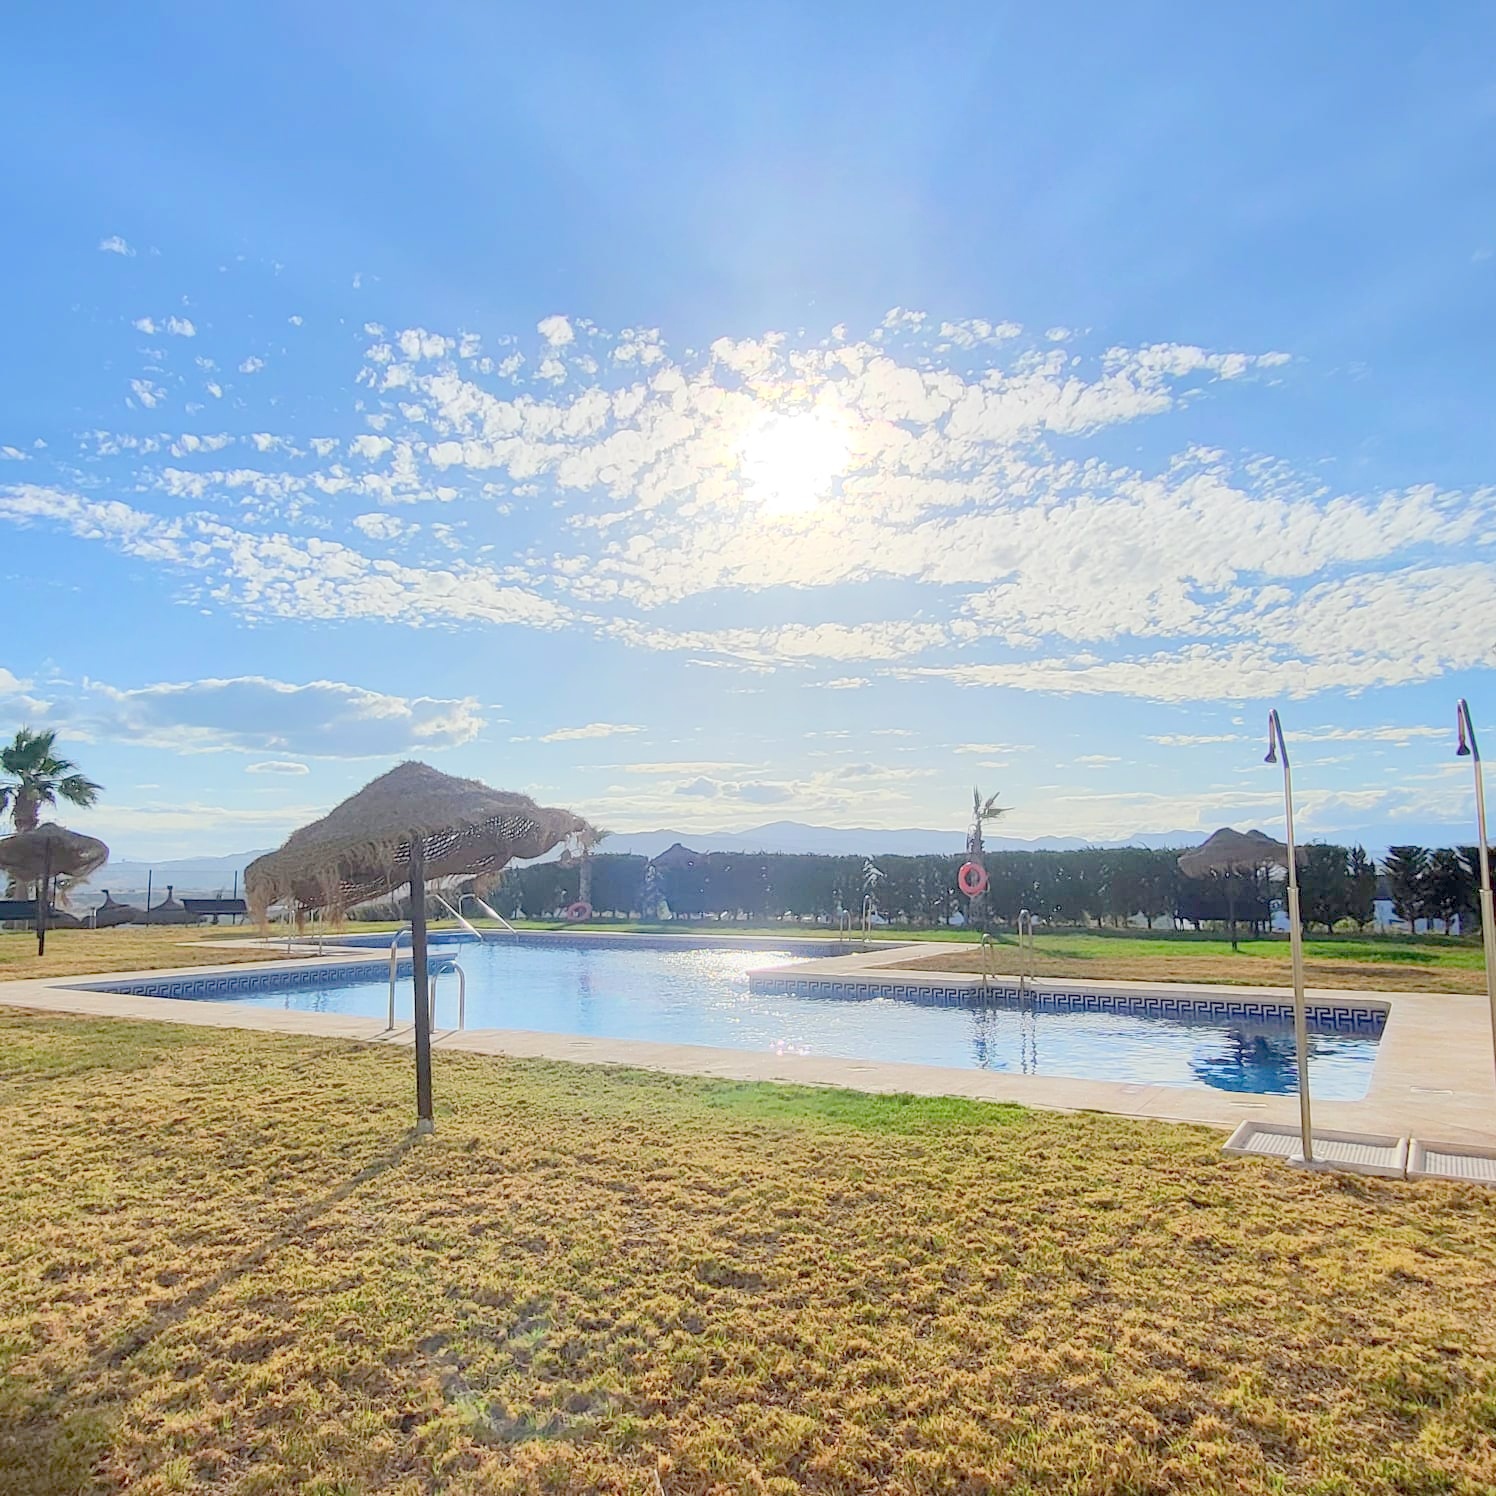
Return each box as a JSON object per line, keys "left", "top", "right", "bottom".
{"left": 81, "top": 935, "right": 1384, "bottom": 1098}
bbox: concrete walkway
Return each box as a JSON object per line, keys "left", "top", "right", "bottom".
{"left": 1, "top": 945, "right": 1493, "bottom": 1146}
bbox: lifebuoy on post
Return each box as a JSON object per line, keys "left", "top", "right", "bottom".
{"left": 565, "top": 900, "right": 593, "bottom": 922}
{"left": 958, "top": 861, "right": 989, "bottom": 898}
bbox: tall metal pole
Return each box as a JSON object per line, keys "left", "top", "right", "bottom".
{"left": 1456, "top": 699, "right": 1496, "bottom": 1081}
{"left": 1266, "top": 710, "right": 1313, "bottom": 1163}
{"left": 408, "top": 835, "right": 435, "bottom": 1133}
{"left": 36, "top": 839, "right": 53, "bottom": 957}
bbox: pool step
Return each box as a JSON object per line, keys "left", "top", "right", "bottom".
{"left": 1225, "top": 1123, "right": 1496, "bottom": 1185}
{"left": 1406, "top": 1138, "right": 1496, "bottom": 1186}
{"left": 1223, "top": 1121, "right": 1406, "bottom": 1178}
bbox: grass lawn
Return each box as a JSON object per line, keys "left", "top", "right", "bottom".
{"left": 3, "top": 1012, "right": 1494, "bottom": 1495}
{"left": 0, "top": 926, "right": 295, "bottom": 983}
{"left": 900, "top": 931, "right": 1490, "bottom": 995}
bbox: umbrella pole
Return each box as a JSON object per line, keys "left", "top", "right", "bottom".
{"left": 409, "top": 835, "right": 435, "bottom": 1134}
{"left": 37, "top": 840, "right": 53, "bottom": 957}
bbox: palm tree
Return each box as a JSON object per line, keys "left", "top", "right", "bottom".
{"left": 577, "top": 826, "right": 610, "bottom": 910}
{"left": 966, "top": 786, "right": 1007, "bottom": 929}
{"left": 1, "top": 728, "right": 103, "bottom": 834}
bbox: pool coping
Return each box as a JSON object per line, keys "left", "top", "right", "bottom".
{"left": 1, "top": 937, "right": 1492, "bottom": 1145}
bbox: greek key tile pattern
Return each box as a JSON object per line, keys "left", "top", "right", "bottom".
{"left": 747, "top": 975, "right": 1387, "bottom": 1035}
{"left": 70, "top": 956, "right": 456, "bottom": 1002}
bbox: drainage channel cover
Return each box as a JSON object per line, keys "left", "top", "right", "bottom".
{"left": 1223, "top": 1122, "right": 1407, "bottom": 1178}
{"left": 1407, "top": 1139, "right": 1496, "bottom": 1187}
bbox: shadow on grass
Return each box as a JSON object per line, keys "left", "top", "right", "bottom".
{"left": 0, "top": 1129, "right": 424, "bottom": 1496}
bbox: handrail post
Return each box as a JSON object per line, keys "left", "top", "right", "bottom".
{"left": 386, "top": 923, "right": 408, "bottom": 1031}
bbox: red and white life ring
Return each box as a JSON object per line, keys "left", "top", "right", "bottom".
{"left": 565, "top": 900, "right": 593, "bottom": 922}
{"left": 958, "top": 861, "right": 989, "bottom": 898}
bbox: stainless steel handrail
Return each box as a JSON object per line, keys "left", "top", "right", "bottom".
{"left": 388, "top": 942, "right": 465, "bottom": 1032}
{"left": 434, "top": 893, "right": 484, "bottom": 941}
{"left": 461, "top": 892, "right": 519, "bottom": 934}
{"left": 1016, "top": 909, "right": 1035, "bottom": 996}
{"left": 386, "top": 925, "right": 409, "bottom": 1030}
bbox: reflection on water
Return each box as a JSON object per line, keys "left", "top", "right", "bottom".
{"left": 1189, "top": 1028, "right": 1304, "bottom": 1095}
{"left": 223, "top": 942, "right": 1379, "bottom": 1099}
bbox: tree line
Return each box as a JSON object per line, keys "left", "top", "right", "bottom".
{"left": 469, "top": 842, "right": 1490, "bottom": 934}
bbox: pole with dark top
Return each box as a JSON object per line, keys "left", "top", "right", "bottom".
{"left": 408, "top": 834, "right": 435, "bottom": 1133}
{"left": 1265, "top": 710, "right": 1313, "bottom": 1164}
{"left": 36, "top": 839, "right": 53, "bottom": 957}
{"left": 1456, "top": 699, "right": 1496, "bottom": 1080}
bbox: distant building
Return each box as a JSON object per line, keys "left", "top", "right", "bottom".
{"left": 649, "top": 842, "right": 702, "bottom": 871}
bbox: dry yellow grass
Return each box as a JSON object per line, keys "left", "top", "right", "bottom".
{"left": 898, "top": 934, "right": 1490, "bottom": 995}
{"left": 2, "top": 1010, "right": 1494, "bottom": 1494}
{"left": 0, "top": 926, "right": 298, "bottom": 982}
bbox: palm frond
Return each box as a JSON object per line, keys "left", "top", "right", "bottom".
{"left": 58, "top": 774, "right": 103, "bottom": 808}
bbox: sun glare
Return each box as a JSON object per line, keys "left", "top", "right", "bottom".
{"left": 739, "top": 408, "right": 852, "bottom": 517}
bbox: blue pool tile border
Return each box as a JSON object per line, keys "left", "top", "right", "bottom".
{"left": 68, "top": 955, "right": 457, "bottom": 1002}
{"left": 748, "top": 974, "right": 1388, "bottom": 1035}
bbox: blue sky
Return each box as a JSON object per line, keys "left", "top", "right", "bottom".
{"left": 3, "top": 3, "right": 1495, "bottom": 858}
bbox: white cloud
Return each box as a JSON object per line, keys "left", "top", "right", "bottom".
{"left": 820, "top": 676, "right": 870, "bottom": 690}
{"left": 133, "top": 316, "right": 157, "bottom": 334}
{"left": 75, "top": 674, "right": 485, "bottom": 757}
{"left": 351, "top": 512, "right": 413, "bottom": 541}
{"left": 288, "top": 314, "right": 304, "bottom": 326}
{"left": 0, "top": 486, "right": 570, "bottom": 633}
{"left": 238, "top": 356, "right": 265, "bottom": 374}
{"left": 538, "top": 722, "right": 643, "bottom": 742}
{"left": 166, "top": 316, "right": 196, "bottom": 337}
{"left": 1147, "top": 733, "right": 1247, "bottom": 747}
{"left": 247, "top": 760, "right": 310, "bottom": 775}
{"left": 99, "top": 235, "right": 135, "bottom": 256}
{"left": 8, "top": 307, "right": 1496, "bottom": 716}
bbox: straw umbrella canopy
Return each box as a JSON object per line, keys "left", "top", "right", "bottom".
{"left": 0, "top": 822, "right": 109, "bottom": 955}
{"left": 246, "top": 761, "right": 595, "bottom": 1130}
{"left": 1178, "top": 827, "right": 1291, "bottom": 952}
{"left": 245, "top": 761, "right": 594, "bottom": 921}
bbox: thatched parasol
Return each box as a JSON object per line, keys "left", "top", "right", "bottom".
{"left": 94, "top": 890, "right": 144, "bottom": 929}
{"left": 1179, "top": 827, "right": 1291, "bottom": 952}
{"left": 245, "top": 761, "right": 593, "bottom": 922}
{"left": 247, "top": 761, "right": 594, "bottom": 1130}
{"left": 0, "top": 822, "right": 109, "bottom": 955}
{"left": 141, "top": 885, "right": 195, "bottom": 925}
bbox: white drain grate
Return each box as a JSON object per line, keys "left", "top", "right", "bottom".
{"left": 1223, "top": 1122, "right": 1407, "bottom": 1178}
{"left": 1407, "top": 1139, "right": 1496, "bottom": 1186}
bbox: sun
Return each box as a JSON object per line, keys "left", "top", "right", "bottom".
{"left": 738, "top": 407, "right": 852, "bottom": 517}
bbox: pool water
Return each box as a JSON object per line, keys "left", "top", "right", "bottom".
{"left": 219, "top": 938, "right": 1380, "bottom": 1098}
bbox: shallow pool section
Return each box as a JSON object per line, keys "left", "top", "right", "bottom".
{"left": 80, "top": 937, "right": 1384, "bottom": 1098}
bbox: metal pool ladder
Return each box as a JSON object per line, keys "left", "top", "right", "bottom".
{"left": 386, "top": 936, "right": 468, "bottom": 1033}
{"left": 434, "top": 894, "right": 485, "bottom": 941}
{"left": 978, "top": 932, "right": 997, "bottom": 992}
{"left": 459, "top": 892, "right": 519, "bottom": 935}
{"left": 1016, "top": 909, "right": 1036, "bottom": 997}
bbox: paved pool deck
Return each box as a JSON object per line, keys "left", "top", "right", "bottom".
{"left": 2, "top": 936, "right": 1493, "bottom": 1147}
